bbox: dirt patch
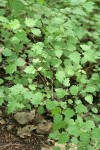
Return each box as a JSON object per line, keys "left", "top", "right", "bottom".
{"left": 0, "top": 107, "right": 53, "bottom": 150}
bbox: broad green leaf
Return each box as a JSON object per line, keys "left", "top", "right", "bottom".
{"left": 83, "top": 120, "right": 95, "bottom": 131}
{"left": 80, "top": 45, "right": 91, "bottom": 51}
{"left": 30, "top": 92, "right": 43, "bottom": 105}
{"left": 15, "top": 57, "right": 26, "bottom": 66}
{"left": 24, "top": 66, "right": 36, "bottom": 74}
{"left": 55, "top": 49, "right": 63, "bottom": 58}
{"left": 65, "top": 66, "right": 74, "bottom": 76}
{"left": 0, "top": 78, "right": 4, "bottom": 84}
{"left": 31, "top": 28, "right": 41, "bottom": 36}
{"left": 55, "top": 88, "right": 66, "bottom": 98}
{"left": 70, "top": 85, "right": 79, "bottom": 95}
{"left": 85, "top": 94, "right": 93, "bottom": 104}
{"left": 83, "top": 2, "right": 94, "bottom": 12}
{"left": 63, "top": 108, "right": 74, "bottom": 118}
{"left": 75, "top": 104, "right": 87, "bottom": 113}
{"left": 80, "top": 132, "right": 90, "bottom": 146}
{"left": 58, "top": 132, "right": 69, "bottom": 144}
{"left": 49, "top": 130, "right": 60, "bottom": 139}
{"left": 54, "top": 114, "right": 63, "bottom": 124}
{"left": 6, "top": 64, "right": 17, "bottom": 74}
{"left": 2, "top": 48, "right": 12, "bottom": 56}
{"left": 46, "top": 100, "right": 59, "bottom": 110}
{"left": 31, "top": 42, "right": 44, "bottom": 55}
{"left": 7, "top": 101, "right": 25, "bottom": 114}
{"left": 68, "top": 52, "right": 80, "bottom": 64}
{"left": 56, "top": 70, "right": 65, "bottom": 82}
{"left": 10, "top": 84, "right": 27, "bottom": 95}
{"left": 63, "top": 78, "right": 70, "bottom": 87}
{"left": 67, "top": 124, "right": 80, "bottom": 137}
{"left": 0, "top": 16, "right": 9, "bottom": 23}
{"left": 37, "top": 106, "right": 45, "bottom": 114}
{"left": 7, "top": 19, "right": 20, "bottom": 30}
{"left": 92, "top": 128, "right": 100, "bottom": 140}
{"left": 25, "top": 18, "right": 36, "bottom": 27}
{"left": 91, "top": 107, "right": 98, "bottom": 114}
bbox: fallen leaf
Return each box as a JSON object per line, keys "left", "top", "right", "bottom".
{"left": 17, "top": 125, "right": 37, "bottom": 138}
{"left": 41, "top": 147, "right": 52, "bottom": 150}
{"left": 14, "top": 110, "right": 35, "bottom": 125}
{"left": 0, "top": 110, "right": 2, "bottom": 117}
{"left": 7, "top": 124, "right": 14, "bottom": 131}
{"left": 0, "top": 119, "right": 6, "bottom": 124}
{"left": 69, "top": 143, "right": 77, "bottom": 150}
{"left": 36, "top": 122, "right": 52, "bottom": 134}
{"left": 55, "top": 143, "right": 66, "bottom": 150}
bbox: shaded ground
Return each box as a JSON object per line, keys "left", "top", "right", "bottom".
{"left": 0, "top": 106, "right": 53, "bottom": 150}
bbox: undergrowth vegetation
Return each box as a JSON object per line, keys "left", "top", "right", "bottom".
{"left": 0, "top": 0, "right": 100, "bottom": 149}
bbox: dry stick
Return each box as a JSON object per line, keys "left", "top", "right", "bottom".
{"left": 0, "top": 143, "right": 21, "bottom": 150}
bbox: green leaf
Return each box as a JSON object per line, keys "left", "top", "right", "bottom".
{"left": 2, "top": 48, "right": 12, "bottom": 56}
{"left": 6, "top": 64, "right": 17, "bottom": 74}
{"left": 46, "top": 100, "right": 59, "bottom": 110}
{"left": 55, "top": 49, "right": 63, "bottom": 58}
{"left": 63, "top": 78, "right": 70, "bottom": 87}
{"left": 91, "top": 107, "right": 98, "bottom": 114}
{"left": 85, "top": 94, "right": 93, "bottom": 104}
{"left": 10, "top": 84, "right": 27, "bottom": 95}
{"left": 68, "top": 52, "right": 80, "bottom": 64}
{"left": 80, "top": 132, "right": 90, "bottom": 146}
{"left": 92, "top": 128, "right": 100, "bottom": 140}
{"left": 25, "top": 18, "right": 36, "bottom": 27}
{"left": 56, "top": 70, "right": 65, "bottom": 82}
{"left": 0, "top": 16, "right": 9, "bottom": 23}
{"left": 65, "top": 66, "right": 74, "bottom": 76}
{"left": 0, "top": 78, "right": 4, "bottom": 84}
{"left": 49, "top": 130, "right": 60, "bottom": 139}
{"left": 55, "top": 88, "right": 66, "bottom": 98}
{"left": 80, "top": 45, "right": 91, "bottom": 51}
{"left": 31, "top": 28, "right": 41, "bottom": 36}
{"left": 37, "top": 106, "right": 45, "bottom": 114}
{"left": 53, "top": 147, "right": 61, "bottom": 150}
{"left": 52, "top": 107, "right": 61, "bottom": 116}
{"left": 54, "top": 114, "right": 63, "bottom": 124}
{"left": 0, "top": 89, "right": 4, "bottom": 105}
{"left": 83, "top": 2, "right": 94, "bottom": 12}
{"left": 7, "top": 101, "right": 25, "bottom": 114}
{"left": 83, "top": 120, "right": 95, "bottom": 131}
{"left": 30, "top": 92, "right": 43, "bottom": 105}
{"left": 15, "top": 57, "right": 26, "bottom": 66}
{"left": 63, "top": 108, "right": 74, "bottom": 118}
{"left": 58, "top": 132, "right": 69, "bottom": 144}
{"left": 24, "top": 66, "right": 36, "bottom": 74}
{"left": 67, "top": 124, "right": 80, "bottom": 137}
{"left": 70, "top": 85, "right": 79, "bottom": 95}
{"left": 75, "top": 104, "right": 87, "bottom": 113}
{"left": 31, "top": 42, "right": 44, "bottom": 55}
{"left": 7, "top": 19, "right": 20, "bottom": 30}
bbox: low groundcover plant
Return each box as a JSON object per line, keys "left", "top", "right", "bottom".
{"left": 0, "top": 0, "right": 100, "bottom": 149}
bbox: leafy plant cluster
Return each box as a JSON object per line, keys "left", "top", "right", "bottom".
{"left": 0, "top": 0, "right": 100, "bottom": 149}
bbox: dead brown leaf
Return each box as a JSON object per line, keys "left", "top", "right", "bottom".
{"left": 36, "top": 122, "right": 52, "bottom": 134}
{"left": 14, "top": 110, "right": 35, "bottom": 125}
{"left": 17, "top": 125, "right": 37, "bottom": 138}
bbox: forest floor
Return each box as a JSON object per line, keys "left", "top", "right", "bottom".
{"left": 0, "top": 106, "right": 54, "bottom": 150}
